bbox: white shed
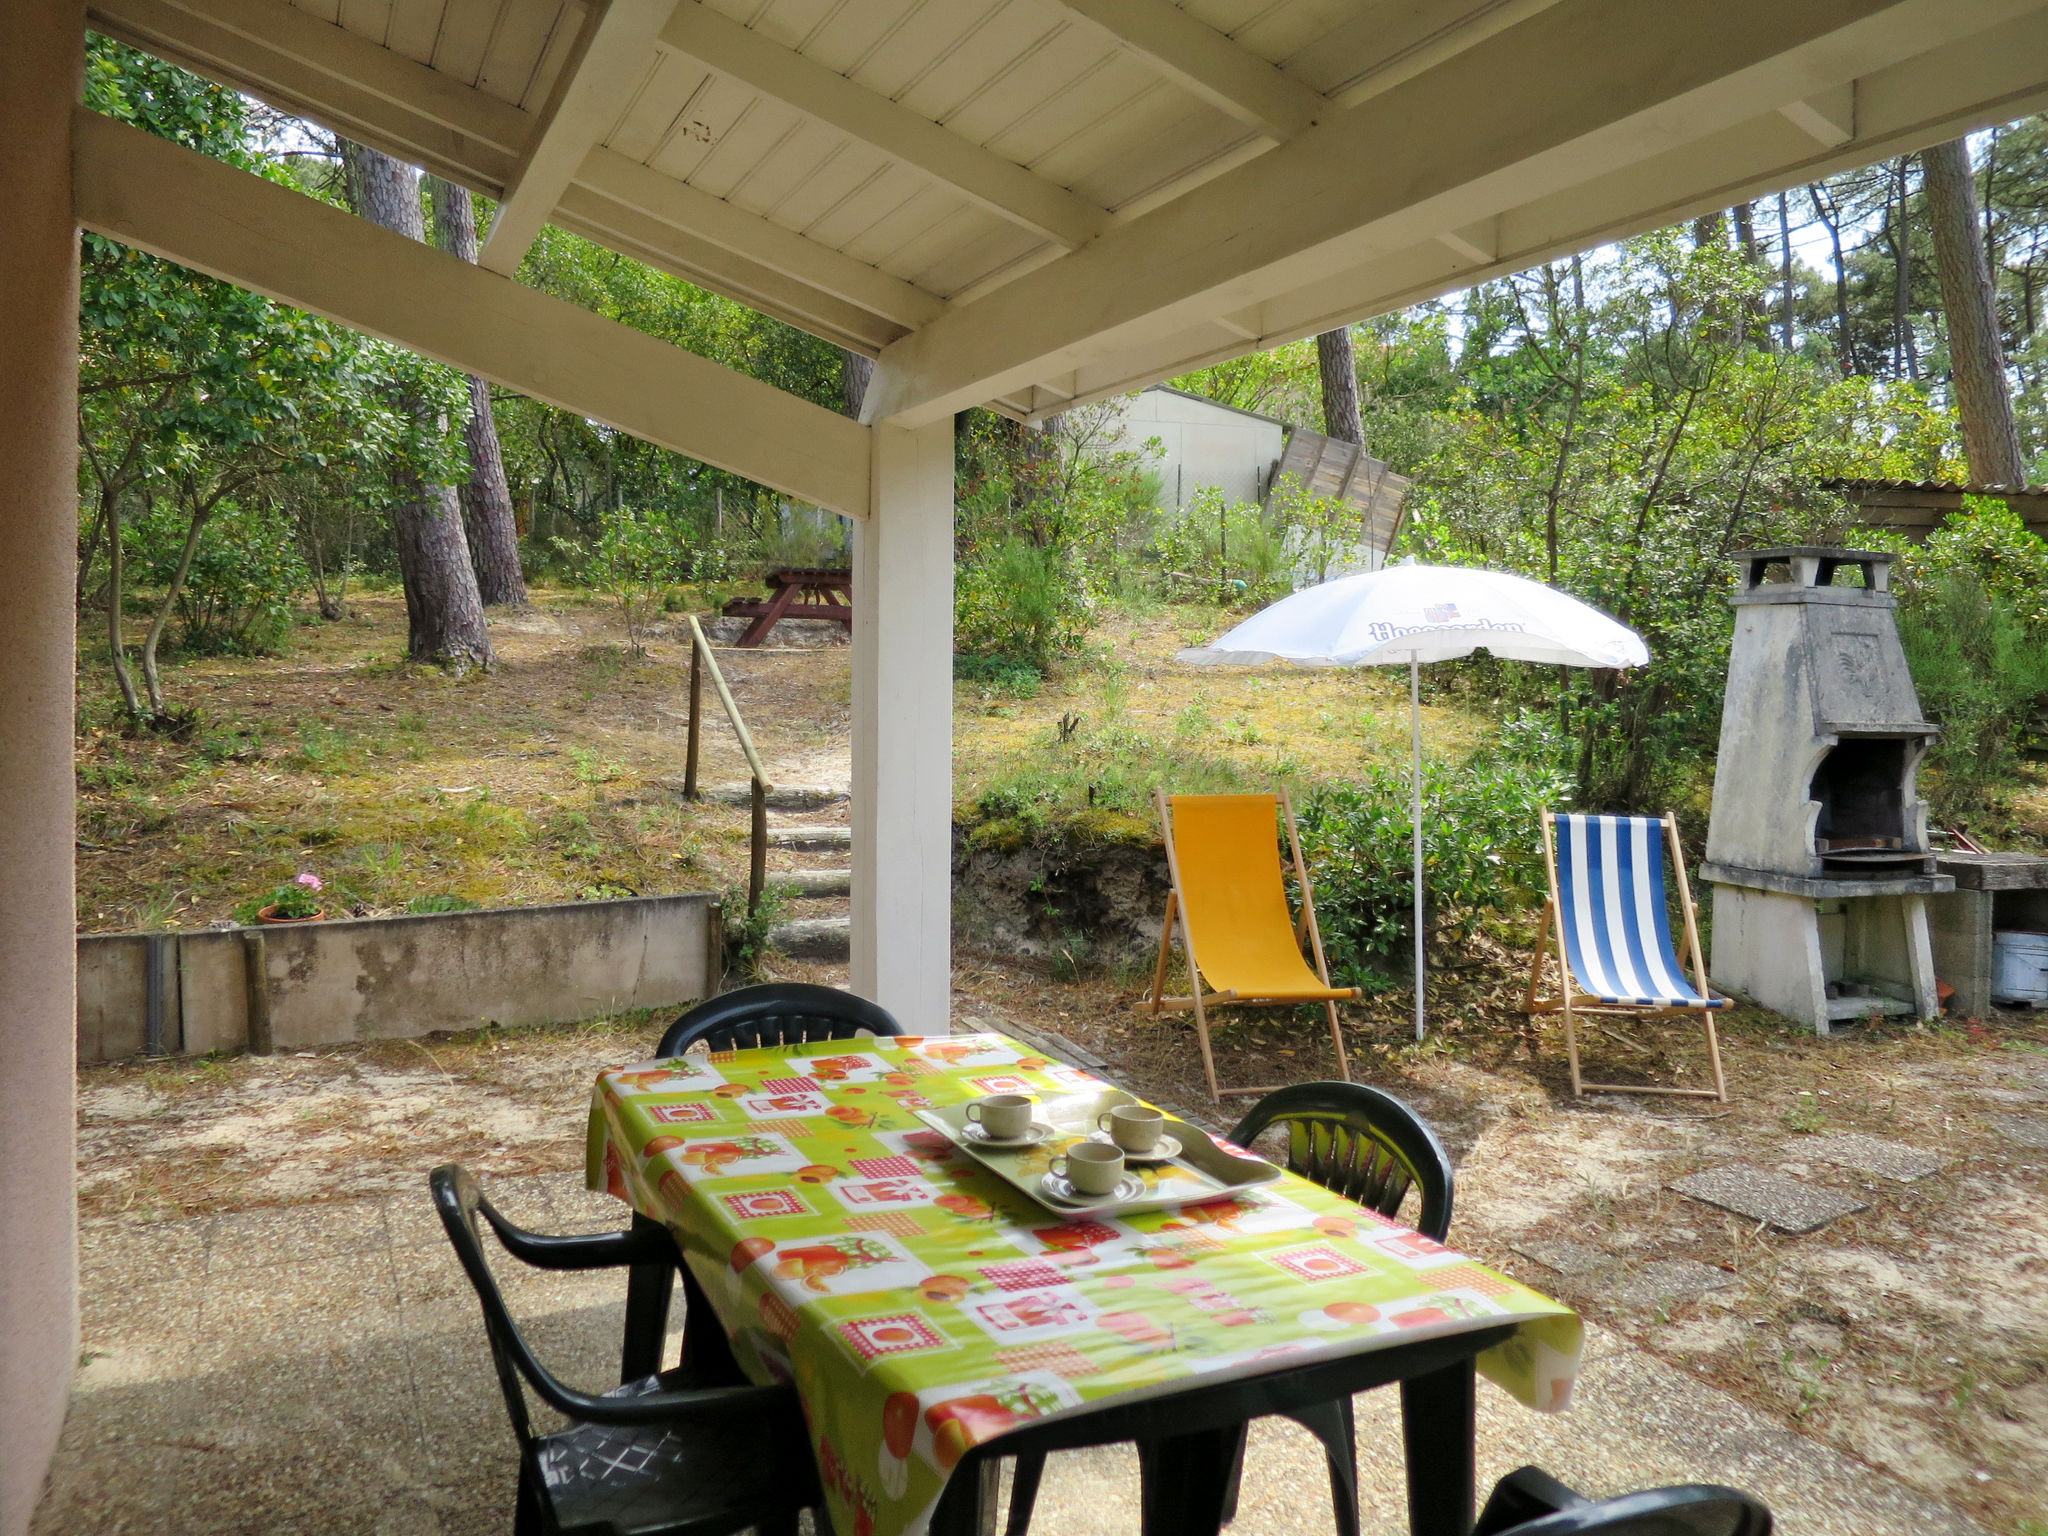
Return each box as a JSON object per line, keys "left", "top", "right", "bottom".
{"left": 1108, "top": 385, "right": 1289, "bottom": 509}
{"left": 1101, "top": 385, "right": 1412, "bottom": 569}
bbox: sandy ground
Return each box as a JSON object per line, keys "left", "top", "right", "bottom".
{"left": 72, "top": 961, "right": 2048, "bottom": 1536}
{"left": 65, "top": 591, "right": 2048, "bottom": 1534}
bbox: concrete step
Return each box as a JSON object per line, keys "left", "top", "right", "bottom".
{"left": 768, "top": 915, "right": 849, "bottom": 960}
{"left": 766, "top": 825, "right": 851, "bottom": 851}
{"left": 710, "top": 782, "right": 848, "bottom": 812}
{"left": 767, "top": 869, "right": 851, "bottom": 898}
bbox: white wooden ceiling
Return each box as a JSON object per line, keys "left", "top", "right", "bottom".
{"left": 87, "top": 0, "right": 2048, "bottom": 424}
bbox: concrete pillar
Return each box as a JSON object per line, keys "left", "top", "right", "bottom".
{"left": 850, "top": 418, "right": 954, "bottom": 1030}
{"left": 0, "top": 2, "right": 83, "bottom": 1530}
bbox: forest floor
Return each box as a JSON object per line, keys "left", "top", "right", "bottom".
{"left": 68, "top": 588, "right": 2048, "bottom": 1535}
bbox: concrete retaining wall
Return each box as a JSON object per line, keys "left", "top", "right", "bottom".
{"left": 77, "top": 893, "right": 721, "bottom": 1064}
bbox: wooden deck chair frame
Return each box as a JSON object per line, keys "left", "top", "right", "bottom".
{"left": 1148, "top": 788, "right": 1357, "bottom": 1103}
{"left": 1525, "top": 811, "right": 1728, "bottom": 1101}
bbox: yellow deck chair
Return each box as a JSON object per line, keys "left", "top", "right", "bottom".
{"left": 1148, "top": 789, "right": 1359, "bottom": 1102}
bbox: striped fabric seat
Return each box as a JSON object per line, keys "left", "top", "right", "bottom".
{"left": 1553, "top": 814, "right": 1730, "bottom": 1010}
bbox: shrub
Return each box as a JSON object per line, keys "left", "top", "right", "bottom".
{"left": 1151, "top": 486, "right": 1293, "bottom": 606}
{"left": 576, "top": 505, "right": 696, "bottom": 652}
{"left": 128, "top": 496, "right": 306, "bottom": 655}
{"left": 956, "top": 538, "right": 1090, "bottom": 670}
{"left": 1295, "top": 754, "right": 1565, "bottom": 989}
{"left": 1895, "top": 567, "right": 2048, "bottom": 824}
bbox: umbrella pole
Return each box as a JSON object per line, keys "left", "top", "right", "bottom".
{"left": 1410, "top": 659, "right": 1425, "bottom": 1041}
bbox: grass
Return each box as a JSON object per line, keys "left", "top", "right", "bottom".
{"left": 73, "top": 588, "right": 757, "bottom": 931}
{"left": 952, "top": 606, "right": 1493, "bottom": 846}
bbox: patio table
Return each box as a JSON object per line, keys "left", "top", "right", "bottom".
{"left": 586, "top": 1031, "right": 1581, "bottom": 1536}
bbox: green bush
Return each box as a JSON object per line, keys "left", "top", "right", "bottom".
{"left": 954, "top": 653, "right": 1044, "bottom": 698}
{"left": 1296, "top": 754, "right": 1565, "bottom": 989}
{"left": 1152, "top": 486, "right": 1293, "bottom": 606}
{"left": 1896, "top": 567, "right": 2048, "bottom": 823}
{"left": 956, "top": 538, "right": 1090, "bottom": 670}
{"left": 128, "top": 497, "right": 306, "bottom": 655}
{"left": 573, "top": 505, "right": 697, "bottom": 651}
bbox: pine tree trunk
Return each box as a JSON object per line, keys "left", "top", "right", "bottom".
{"left": 1922, "top": 138, "right": 2026, "bottom": 486}
{"left": 840, "top": 349, "right": 874, "bottom": 419}
{"left": 340, "top": 142, "right": 493, "bottom": 668}
{"left": 1316, "top": 327, "right": 1364, "bottom": 445}
{"left": 427, "top": 175, "right": 528, "bottom": 606}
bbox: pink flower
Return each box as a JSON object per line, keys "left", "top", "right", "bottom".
{"left": 295, "top": 872, "right": 323, "bottom": 891}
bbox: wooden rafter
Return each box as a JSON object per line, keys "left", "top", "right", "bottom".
{"left": 72, "top": 108, "right": 873, "bottom": 516}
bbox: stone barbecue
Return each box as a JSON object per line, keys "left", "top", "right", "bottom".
{"left": 1700, "top": 548, "right": 1953, "bottom": 1032}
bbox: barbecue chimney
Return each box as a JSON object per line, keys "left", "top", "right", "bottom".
{"left": 1700, "top": 548, "right": 1952, "bottom": 1031}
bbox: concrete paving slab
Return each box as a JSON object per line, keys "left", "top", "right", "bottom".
{"left": 1992, "top": 1115, "right": 2048, "bottom": 1149}
{"left": 1514, "top": 1240, "right": 1613, "bottom": 1278}
{"left": 209, "top": 1200, "right": 390, "bottom": 1273}
{"left": 1609, "top": 1258, "right": 1736, "bottom": 1310}
{"left": 77, "top": 1213, "right": 211, "bottom": 1275}
{"left": 1668, "top": 1166, "right": 1869, "bottom": 1233}
{"left": 35, "top": 1194, "right": 1990, "bottom": 1536}
{"left": 1802, "top": 1134, "right": 1947, "bottom": 1182}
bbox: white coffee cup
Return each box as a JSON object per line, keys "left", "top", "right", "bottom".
{"left": 965, "top": 1094, "right": 1035, "bottom": 1140}
{"left": 1096, "top": 1104, "right": 1164, "bottom": 1153}
{"left": 1051, "top": 1140, "right": 1125, "bottom": 1196}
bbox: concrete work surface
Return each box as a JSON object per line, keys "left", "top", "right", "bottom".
{"left": 39, "top": 1173, "right": 1984, "bottom": 1536}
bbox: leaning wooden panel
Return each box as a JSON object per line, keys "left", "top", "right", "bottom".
{"left": 73, "top": 108, "right": 873, "bottom": 518}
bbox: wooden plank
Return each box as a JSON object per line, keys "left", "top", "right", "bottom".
{"left": 658, "top": 0, "right": 1111, "bottom": 248}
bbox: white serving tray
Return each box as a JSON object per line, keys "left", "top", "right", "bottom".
{"left": 914, "top": 1088, "right": 1280, "bottom": 1218}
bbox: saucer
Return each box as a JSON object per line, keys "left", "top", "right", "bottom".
{"left": 1091, "top": 1132, "right": 1182, "bottom": 1164}
{"left": 1039, "top": 1170, "right": 1145, "bottom": 1207}
{"left": 963, "top": 1120, "right": 1054, "bottom": 1149}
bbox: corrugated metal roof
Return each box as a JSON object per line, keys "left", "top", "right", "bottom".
{"left": 1821, "top": 477, "right": 2048, "bottom": 496}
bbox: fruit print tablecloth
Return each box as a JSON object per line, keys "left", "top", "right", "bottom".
{"left": 586, "top": 1032, "right": 1581, "bottom": 1536}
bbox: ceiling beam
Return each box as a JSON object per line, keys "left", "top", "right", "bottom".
{"left": 554, "top": 185, "right": 906, "bottom": 352}
{"left": 479, "top": 0, "right": 679, "bottom": 275}
{"left": 656, "top": 0, "right": 1110, "bottom": 250}
{"left": 1047, "top": 0, "right": 1325, "bottom": 140}
{"left": 865, "top": 0, "right": 2030, "bottom": 425}
{"left": 87, "top": 0, "right": 527, "bottom": 189}
{"left": 89, "top": 0, "right": 942, "bottom": 350}
{"left": 573, "top": 148, "right": 945, "bottom": 329}
{"left": 73, "top": 107, "right": 871, "bottom": 516}
{"left": 1006, "top": 2, "right": 2048, "bottom": 421}
{"left": 1779, "top": 84, "right": 1857, "bottom": 147}
{"left": 1316, "top": 0, "right": 1572, "bottom": 108}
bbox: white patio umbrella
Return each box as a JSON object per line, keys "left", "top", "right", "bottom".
{"left": 1177, "top": 560, "right": 1649, "bottom": 1039}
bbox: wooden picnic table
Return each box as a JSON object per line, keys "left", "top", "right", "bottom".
{"left": 721, "top": 566, "right": 853, "bottom": 647}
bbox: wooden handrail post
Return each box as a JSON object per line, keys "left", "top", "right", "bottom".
{"left": 683, "top": 636, "right": 702, "bottom": 800}
{"left": 749, "top": 780, "right": 767, "bottom": 916}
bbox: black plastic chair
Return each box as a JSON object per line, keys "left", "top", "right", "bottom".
{"left": 1229, "top": 1080, "right": 1454, "bottom": 1242}
{"left": 1004, "top": 1082, "right": 1455, "bottom": 1536}
{"left": 655, "top": 981, "right": 905, "bottom": 1056}
{"left": 1205, "top": 1081, "right": 1457, "bottom": 1536}
{"left": 1476, "top": 1466, "right": 1772, "bottom": 1536}
{"left": 619, "top": 984, "right": 908, "bottom": 1379}
{"left": 430, "top": 1164, "right": 822, "bottom": 1536}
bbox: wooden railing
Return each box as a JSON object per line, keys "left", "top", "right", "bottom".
{"left": 682, "top": 614, "right": 770, "bottom": 913}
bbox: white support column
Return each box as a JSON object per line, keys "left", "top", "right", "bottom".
{"left": 850, "top": 418, "right": 955, "bottom": 1029}
{"left": 0, "top": 1, "right": 83, "bottom": 1530}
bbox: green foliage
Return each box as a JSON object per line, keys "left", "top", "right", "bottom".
{"left": 1295, "top": 755, "right": 1566, "bottom": 989}
{"left": 573, "top": 505, "right": 699, "bottom": 651}
{"left": 127, "top": 496, "right": 307, "bottom": 655}
{"left": 1890, "top": 507, "right": 2048, "bottom": 822}
{"left": 954, "top": 653, "right": 1044, "bottom": 698}
{"left": 954, "top": 406, "right": 1160, "bottom": 668}
{"left": 1152, "top": 487, "right": 1293, "bottom": 606}
{"left": 407, "top": 894, "right": 480, "bottom": 913}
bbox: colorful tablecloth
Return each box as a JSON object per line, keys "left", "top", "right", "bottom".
{"left": 587, "top": 1032, "right": 1581, "bottom": 1536}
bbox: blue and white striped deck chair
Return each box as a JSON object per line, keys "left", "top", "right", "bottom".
{"left": 1526, "top": 812, "right": 1730, "bottom": 1101}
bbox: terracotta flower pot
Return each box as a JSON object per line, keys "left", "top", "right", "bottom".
{"left": 255, "top": 904, "right": 326, "bottom": 925}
